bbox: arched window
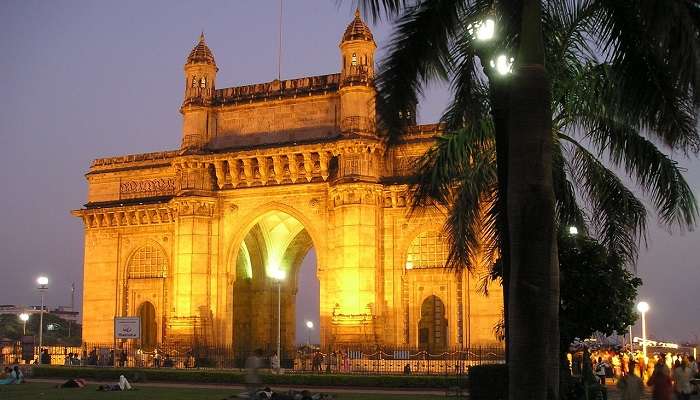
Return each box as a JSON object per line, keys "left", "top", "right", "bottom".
{"left": 351, "top": 53, "right": 358, "bottom": 66}
{"left": 200, "top": 76, "right": 207, "bottom": 88}
{"left": 128, "top": 245, "right": 167, "bottom": 279}
{"left": 191, "top": 76, "right": 198, "bottom": 88}
{"left": 405, "top": 231, "right": 449, "bottom": 270}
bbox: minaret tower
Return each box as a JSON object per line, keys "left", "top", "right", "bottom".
{"left": 339, "top": 9, "right": 377, "bottom": 135}
{"left": 181, "top": 33, "right": 218, "bottom": 150}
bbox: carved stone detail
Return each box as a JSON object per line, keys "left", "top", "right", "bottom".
{"left": 72, "top": 204, "right": 177, "bottom": 229}
{"left": 120, "top": 178, "right": 176, "bottom": 200}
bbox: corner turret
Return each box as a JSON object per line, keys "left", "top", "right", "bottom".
{"left": 339, "top": 10, "right": 377, "bottom": 135}
{"left": 181, "top": 33, "right": 218, "bottom": 151}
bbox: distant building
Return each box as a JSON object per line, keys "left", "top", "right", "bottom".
{"left": 0, "top": 304, "right": 80, "bottom": 323}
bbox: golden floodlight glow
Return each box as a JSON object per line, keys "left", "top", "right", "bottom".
{"left": 270, "top": 267, "right": 286, "bottom": 281}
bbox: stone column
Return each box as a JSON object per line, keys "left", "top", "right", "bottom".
{"left": 169, "top": 160, "right": 217, "bottom": 343}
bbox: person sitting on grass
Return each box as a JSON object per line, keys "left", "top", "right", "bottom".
{"left": 0, "top": 367, "right": 14, "bottom": 384}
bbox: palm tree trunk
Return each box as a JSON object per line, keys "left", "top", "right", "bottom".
{"left": 490, "top": 80, "right": 510, "bottom": 363}
{"left": 507, "top": 0, "right": 559, "bottom": 399}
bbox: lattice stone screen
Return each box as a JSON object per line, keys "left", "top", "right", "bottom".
{"left": 127, "top": 245, "right": 167, "bottom": 279}
{"left": 406, "top": 231, "right": 449, "bottom": 269}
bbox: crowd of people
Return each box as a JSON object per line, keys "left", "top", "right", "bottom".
{"left": 571, "top": 348, "right": 699, "bottom": 400}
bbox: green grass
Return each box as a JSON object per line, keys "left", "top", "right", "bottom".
{"left": 0, "top": 382, "right": 447, "bottom": 400}
{"left": 33, "top": 366, "right": 464, "bottom": 389}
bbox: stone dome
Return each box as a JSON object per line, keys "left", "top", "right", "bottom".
{"left": 341, "top": 9, "right": 374, "bottom": 43}
{"left": 186, "top": 33, "right": 216, "bottom": 65}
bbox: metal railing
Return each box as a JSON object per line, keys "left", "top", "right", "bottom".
{"left": 1, "top": 342, "right": 504, "bottom": 375}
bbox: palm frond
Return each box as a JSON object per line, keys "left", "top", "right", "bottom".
{"left": 593, "top": 1, "right": 700, "bottom": 152}
{"left": 561, "top": 134, "right": 647, "bottom": 265}
{"left": 584, "top": 115, "right": 697, "bottom": 229}
{"left": 552, "top": 132, "right": 588, "bottom": 232}
{"left": 409, "top": 123, "right": 498, "bottom": 270}
{"left": 374, "top": 0, "right": 488, "bottom": 142}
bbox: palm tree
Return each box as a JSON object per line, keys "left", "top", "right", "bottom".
{"left": 352, "top": 0, "right": 700, "bottom": 398}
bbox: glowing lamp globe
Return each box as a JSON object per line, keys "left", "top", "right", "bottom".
{"left": 636, "top": 301, "right": 649, "bottom": 313}
{"left": 490, "top": 54, "right": 514, "bottom": 75}
{"left": 468, "top": 18, "right": 496, "bottom": 41}
{"left": 19, "top": 313, "right": 29, "bottom": 322}
{"left": 306, "top": 321, "right": 314, "bottom": 329}
{"left": 37, "top": 276, "right": 49, "bottom": 289}
{"left": 568, "top": 226, "right": 578, "bottom": 235}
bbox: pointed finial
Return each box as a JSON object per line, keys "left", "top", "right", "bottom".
{"left": 354, "top": 8, "right": 360, "bottom": 18}
{"left": 199, "top": 31, "right": 205, "bottom": 42}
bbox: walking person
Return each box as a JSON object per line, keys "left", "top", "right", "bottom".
{"left": 647, "top": 355, "right": 673, "bottom": 400}
{"left": 270, "top": 352, "right": 280, "bottom": 374}
{"left": 672, "top": 358, "right": 693, "bottom": 400}
{"left": 596, "top": 357, "right": 610, "bottom": 385}
{"left": 245, "top": 349, "right": 262, "bottom": 398}
{"left": 617, "top": 360, "right": 644, "bottom": 400}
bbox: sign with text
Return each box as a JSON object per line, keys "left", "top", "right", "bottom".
{"left": 114, "top": 317, "right": 140, "bottom": 339}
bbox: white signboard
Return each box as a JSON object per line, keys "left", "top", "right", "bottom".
{"left": 114, "top": 317, "right": 140, "bottom": 339}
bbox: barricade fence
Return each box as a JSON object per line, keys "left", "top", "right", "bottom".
{"left": 1, "top": 342, "right": 504, "bottom": 376}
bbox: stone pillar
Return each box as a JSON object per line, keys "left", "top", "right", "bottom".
{"left": 169, "top": 160, "right": 217, "bottom": 343}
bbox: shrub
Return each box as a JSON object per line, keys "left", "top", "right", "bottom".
{"left": 468, "top": 364, "right": 508, "bottom": 400}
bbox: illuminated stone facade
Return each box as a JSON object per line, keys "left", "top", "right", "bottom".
{"left": 73, "top": 12, "right": 502, "bottom": 352}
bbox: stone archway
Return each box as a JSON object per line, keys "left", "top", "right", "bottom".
{"left": 231, "top": 210, "right": 317, "bottom": 356}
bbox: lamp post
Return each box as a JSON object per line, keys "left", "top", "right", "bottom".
{"left": 37, "top": 276, "right": 48, "bottom": 365}
{"left": 271, "top": 269, "right": 286, "bottom": 373}
{"left": 305, "top": 320, "right": 314, "bottom": 347}
{"left": 19, "top": 313, "right": 29, "bottom": 335}
{"left": 637, "top": 301, "right": 650, "bottom": 359}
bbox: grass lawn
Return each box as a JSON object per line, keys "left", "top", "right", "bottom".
{"left": 0, "top": 382, "right": 447, "bottom": 400}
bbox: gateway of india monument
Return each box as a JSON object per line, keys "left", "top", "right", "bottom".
{"left": 73, "top": 11, "right": 501, "bottom": 353}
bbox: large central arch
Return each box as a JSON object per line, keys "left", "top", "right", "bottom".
{"left": 229, "top": 207, "right": 320, "bottom": 355}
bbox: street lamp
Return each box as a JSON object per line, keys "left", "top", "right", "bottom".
{"left": 271, "top": 269, "right": 286, "bottom": 373}
{"left": 468, "top": 17, "right": 496, "bottom": 42}
{"left": 305, "top": 320, "right": 314, "bottom": 347}
{"left": 37, "top": 276, "right": 48, "bottom": 365}
{"left": 19, "top": 313, "right": 29, "bottom": 335}
{"left": 637, "top": 301, "right": 650, "bottom": 359}
{"left": 490, "top": 54, "right": 515, "bottom": 75}
{"left": 568, "top": 226, "right": 579, "bottom": 235}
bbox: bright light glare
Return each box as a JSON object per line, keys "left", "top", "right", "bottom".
{"left": 19, "top": 313, "right": 29, "bottom": 322}
{"left": 468, "top": 18, "right": 496, "bottom": 41}
{"left": 568, "top": 226, "right": 579, "bottom": 235}
{"left": 637, "top": 301, "right": 649, "bottom": 313}
{"left": 476, "top": 18, "right": 495, "bottom": 41}
{"left": 37, "top": 276, "right": 49, "bottom": 286}
{"left": 405, "top": 260, "right": 413, "bottom": 270}
{"left": 490, "top": 54, "right": 514, "bottom": 75}
{"left": 270, "top": 269, "right": 286, "bottom": 281}
{"left": 306, "top": 320, "right": 314, "bottom": 329}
